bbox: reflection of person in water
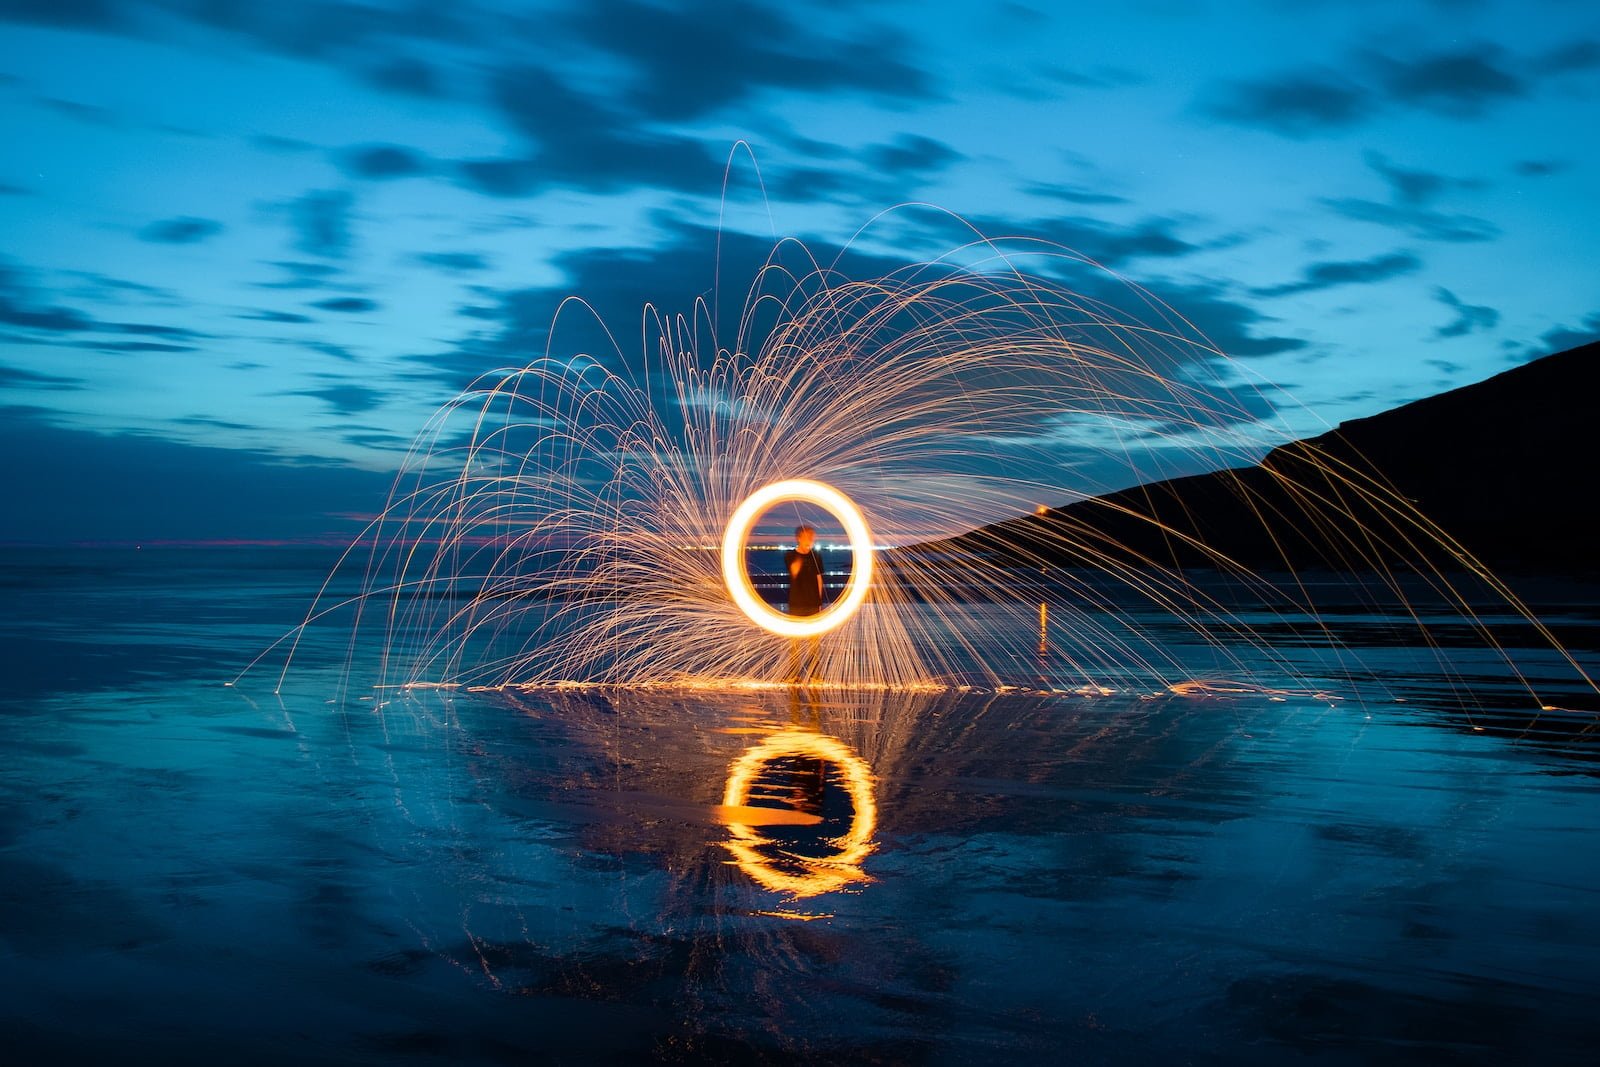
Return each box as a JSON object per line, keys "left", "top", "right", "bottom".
{"left": 785, "top": 524, "right": 825, "bottom": 683}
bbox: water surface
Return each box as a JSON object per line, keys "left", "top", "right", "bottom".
{"left": 2, "top": 548, "right": 1597, "bottom": 1063}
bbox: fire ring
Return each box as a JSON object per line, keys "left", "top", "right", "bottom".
{"left": 720, "top": 479, "right": 874, "bottom": 637}
{"left": 721, "top": 730, "right": 877, "bottom": 897}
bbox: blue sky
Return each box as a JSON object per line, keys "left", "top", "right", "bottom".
{"left": 1, "top": 0, "right": 1597, "bottom": 543}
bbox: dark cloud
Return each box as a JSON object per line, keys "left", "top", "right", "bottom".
{"left": 865, "top": 134, "right": 963, "bottom": 177}
{"left": 415, "top": 251, "right": 490, "bottom": 273}
{"left": 1529, "top": 312, "right": 1600, "bottom": 358}
{"left": 566, "top": 0, "right": 934, "bottom": 123}
{"left": 1202, "top": 39, "right": 1587, "bottom": 137}
{"left": 903, "top": 210, "right": 1201, "bottom": 270}
{"left": 38, "top": 96, "right": 117, "bottom": 126}
{"left": 1198, "top": 72, "right": 1374, "bottom": 136}
{"left": 1321, "top": 197, "right": 1499, "bottom": 243}
{"left": 0, "top": 362, "right": 83, "bottom": 390}
{"left": 457, "top": 66, "right": 723, "bottom": 198}
{"left": 1374, "top": 45, "right": 1526, "bottom": 117}
{"left": 291, "top": 381, "right": 385, "bottom": 415}
{"left": 64, "top": 271, "right": 179, "bottom": 303}
{"left": 0, "top": 0, "right": 122, "bottom": 28}
{"left": 1532, "top": 38, "right": 1600, "bottom": 76}
{"left": 171, "top": 414, "right": 256, "bottom": 432}
{"left": 153, "top": 0, "right": 474, "bottom": 61}
{"left": 338, "top": 428, "right": 412, "bottom": 452}
{"left": 1253, "top": 251, "right": 1422, "bottom": 298}
{"left": 761, "top": 134, "right": 964, "bottom": 204}
{"left": 0, "top": 407, "right": 389, "bottom": 544}
{"left": 0, "top": 259, "right": 204, "bottom": 341}
{"left": 1364, "top": 152, "right": 1481, "bottom": 206}
{"left": 362, "top": 55, "right": 443, "bottom": 96}
{"left": 0, "top": 260, "right": 94, "bottom": 332}
{"left": 238, "top": 308, "right": 314, "bottom": 324}
{"left": 257, "top": 260, "right": 342, "bottom": 289}
{"left": 1513, "top": 159, "right": 1566, "bottom": 177}
{"left": 406, "top": 216, "right": 1303, "bottom": 430}
{"left": 339, "top": 144, "right": 429, "bottom": 179}
{"left": 78, "top": 339, "right": 197, "bottom": 353}
{"left": 251, "top": 133, "right": 316, "bottom": 153}
{"left": 138, "top": 216, "right": 224, "bottom": 244}
{"left": 288, "top": 189, "right": 354, "bottom": 258}
{"left": 311, "top": 296, "right": 377, "bottom": 313}
{"left": 299, "top": 339, "right": 358, "bottom": 361}
{"left": 103, "top": 320, "right": 205, "bottom": 339}
{"left": 1320, "top": 153, "right": 1497, "bottom": 242}
{"left": 1432, "top": 287, "right": 1498, "bottom": 338}
{"left": 1024, "top": 182, "right": 1127, "bottom": 206}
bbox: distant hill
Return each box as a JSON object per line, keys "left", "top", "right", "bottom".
{"left": 922, "top": 341, "right": 1599, "bottom": 575}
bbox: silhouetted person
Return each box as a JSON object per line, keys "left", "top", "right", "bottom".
{"left": 786, "top": 524, "right": 824, "bottom": 683}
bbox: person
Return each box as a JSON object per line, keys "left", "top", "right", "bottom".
{"left": 785, "top": 524, "right": 825, "bottom": 683}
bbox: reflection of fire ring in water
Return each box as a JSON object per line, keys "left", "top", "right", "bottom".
{"left": 720, "top": 479, "right": 874, "bottom": 638}
{"left": 721, "top": 731, "right": 877, "bottom": 897}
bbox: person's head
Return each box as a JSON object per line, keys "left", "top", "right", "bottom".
{"left": 795, "top": 524, "right": 815, "bottom": 552}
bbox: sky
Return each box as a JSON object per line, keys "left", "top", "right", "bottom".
{"left": 1, "top": 0, "right": 1597, "bottom": 544}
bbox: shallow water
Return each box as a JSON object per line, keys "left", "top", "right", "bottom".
{"left": 2, "top": 548, "right": 1598, "bottom": 1063}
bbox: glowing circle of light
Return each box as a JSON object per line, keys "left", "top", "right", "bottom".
{"left": 721, "top": 730, "right": 877, "bottom": 898}
{"left": 720, "top": 479, "right": 874, "bottom": 638}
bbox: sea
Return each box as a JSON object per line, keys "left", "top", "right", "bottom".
{"left": 2, "top": 546, "right": 1599, "bottom": 1064}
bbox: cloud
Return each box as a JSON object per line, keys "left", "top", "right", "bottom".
{"left": 0, "top": 0, "right": 122, "bottom": 29}
{"left": 1364, "top": 152, "right": 1482, "bottom": 206}
{"left": 339, "top": 144, "right": 430, "bottom": 179}
{"left": 1202, "top": 39, "right": 1593, "bottom": 137}
{"left": 38, "top": 96, "right": 118, "bottom": 126}
{"left": 311, "top": 296, "right": 377, "bottom": 313}
{"left": 564, "top": 0, "right": 934, "bottom": 123}
{"left": 898, "top": 209, "right": 1202, "bottom": 270}
{"left": 0, "top": 259, "right": 94, "bottom": 332}
{"left": 251, "top": 133, "right": 316, "bottom": 153}
{"left": 865, "top": 134, "right": 963, "bottom": 178}
{"left": 0, "top": 182, "right": 31, "bottom": 196}
{"left": 1513, "top": 159, "right": 1566, "bottom": 177}
{"left": 257, "top": 260, "right": 342, "bottom": 289}
{"left": 1373, "top": 45, "right": 1526, "bottom": 117}
{"left": 63, "top": 271, "right": 179, "bottom": 303}
{"left": 1319, "top": 152, "right": 1498, "bottom": 243}
{"left": 415, "top": 251, "right": 490, "bottom": 272}
{"left": 287, "top": 189, "right": 354, "bottom": 258}
{"left": 237, "top": 308, "right": 314, "bottom": 324}
{"left": 1536, "top": 38, "right": 1600, "bottom": 75}
{"left": 106, "top": 320, "right": 203, "bottom": 339}
{"left": 0, "top": 406, "right": 390, "bottom": 544}
{"left": 137, "top": 216, "right": 224, "bottom": 244}
{"left": 1432, "top": 287, "right": 1498, "bottom": 338}
{"left": 456, "top": 65, "right": 723, "bottom": 198}
{"left": 1, "top": 258, "right": 209, "bottom": 344}
{"left": 299, "top": 339, "right": 358, "bottom": 361}
{"left": 362, "top": 55, "right": 443, "bottom": 97}
{"left": 1528, "top": 312, "right": 1600, "bottom": 358}
{"left": 1024, "top": 182, "right": 1127, "bottom": 206}
{"left": 1253, "top": 251, "right": 1422, "bottom": 298}
{"left": 151, "top": 0, "right": 477, "bottom": 61}
{"left": 290, "top": 381, "right": 386, "bottom": 415}
{"left": 0, "top": 362, "right": 83, "bottom": 390}
{"left": 1198, "top": 72, "right": 1374, "bottom": 136}
{"left": 76, "top": 339, "right": 197, "bottom": 353}
{"left": 1321, "top": 198, "right": 1498, "bottom": 243}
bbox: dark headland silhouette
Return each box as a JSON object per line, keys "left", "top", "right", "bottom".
{"left": 923, "top": 340, "right": 1599, "bottom": 576}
